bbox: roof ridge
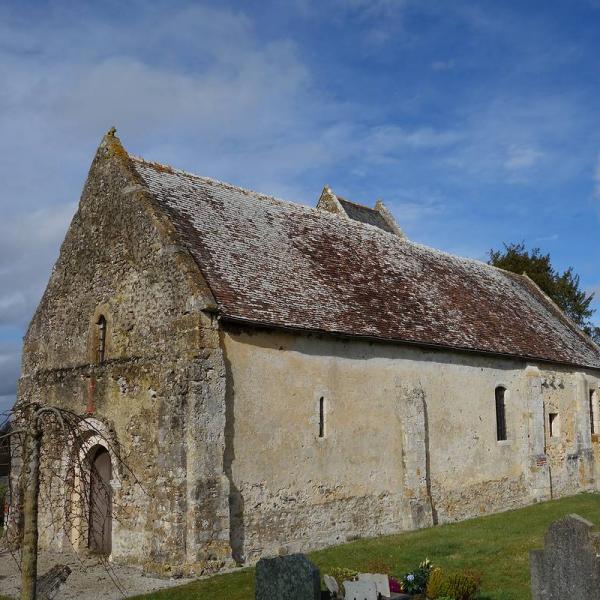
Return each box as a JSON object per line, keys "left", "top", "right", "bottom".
{"left": 131, "top": 154, "right": 415, "bottom": 239}
{"left": 129, "top": 154, "right": 313, "bottom": 211}
{"left": 130, "top": 154, "right": 525, "bottom": 280}
{"left": 336, "top": 195, "right": 378, "bottom": 210}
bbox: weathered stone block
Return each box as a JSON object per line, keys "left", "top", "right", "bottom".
{"left": 255, "top": 553, "right": 320, "bottom": 600}
{"left": 37, "top": 564, "right": 72, "bottom": 600}
{"left": 530, "top": 513, "right": 600, "bottom": 600}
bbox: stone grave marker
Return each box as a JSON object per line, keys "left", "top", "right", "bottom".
{"left": 359, "top": 572, "right": 391, "bottom": 597}
{"left": 343, "top": 579, "right": 378, "bottom": 600}
{"left": 530, "top": 513, "right": 600, "bottom": 600}
{"left": 37, "top": 564, "right": 72, "bottom": 600}
{"left": 323, "top": 574, "right": 340, "bottom": 598}
{"left": 255, "top": 553, "right": 320, "bottom": 600}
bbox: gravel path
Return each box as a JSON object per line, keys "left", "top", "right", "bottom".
{"left": 0, "top": 549, "right": 192, "bottom": 599}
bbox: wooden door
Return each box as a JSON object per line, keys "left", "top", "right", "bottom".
{"left": 88, "top": 447, "right": 112, "bottom": 554}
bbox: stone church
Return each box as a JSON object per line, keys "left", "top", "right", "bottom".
{"left": 14, "top": 130, "right": 600, "bottom": 571}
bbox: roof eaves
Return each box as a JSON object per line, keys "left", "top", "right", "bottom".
{"left": 219, "top": 314, "right": 600, "bottom": 372}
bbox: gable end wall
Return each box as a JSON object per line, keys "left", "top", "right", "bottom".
{"left": 14, "top": 135, "right": 231, "bottom": 571}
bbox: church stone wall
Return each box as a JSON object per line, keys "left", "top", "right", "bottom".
{"left": 14, "top": 135, "right": 231, "bottom": 573}
{"left": 221, "top": 325, "right": 599, "bottom": 562}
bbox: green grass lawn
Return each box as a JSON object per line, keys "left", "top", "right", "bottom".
{"left": 2, "top": 494, "right": 599, "bottom": 600}
{"left": 130, "top": 493, "right": 600, "bottom": 600}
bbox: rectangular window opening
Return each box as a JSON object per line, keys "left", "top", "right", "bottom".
{"left": 318, "top": 397, "right": 325, "bottom": 438}
{"left": 97, "top": 315, "right": 107, "bottom": 364}
{"left": 549, "top": 412, "right": 559, "bottom": 438}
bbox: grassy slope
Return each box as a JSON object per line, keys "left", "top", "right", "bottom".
{"left": 1, "top": 494, "right": 598, "bottom": 600}
{"left": 130, "top": 493, "right": 600, "bottom": 600}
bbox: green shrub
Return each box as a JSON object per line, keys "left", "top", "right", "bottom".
{"left": 439, "top": 572, "right": 479, "bottom": 600}
{"left": 426, "top": 569, "right": 479, "bottom": 600}
{"left": 426, "top": 567, "right": 447, "bottom": 599}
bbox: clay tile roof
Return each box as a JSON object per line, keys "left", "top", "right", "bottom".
{"left": 131, "top": 156, "right": 600, "bottom": 370}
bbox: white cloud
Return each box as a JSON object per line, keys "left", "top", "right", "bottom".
{"left": 387, "top": 190, "right": 447, "bottom": 224}
{"left": 0, "top": 396, "right": 14, "bottom": 417}
{"left": 443, "top": 94, "right": 588, "bottom": 183}
{"left": 0, "top": 204, "right": 76, "bottom": 328}
{"left": 431, "top": 60, "right": 455, "bottom": 71}
{"left": 333, "top": 0, "right": 409, "bottom": 19}
{"left": 0, "top": 5, "right": 325, "bottom": 195}
{"left": 533, "top": 233, "right": 559, "bottom": 243}
{"left": 504, "top": 145, "right": 544, "bottom": 171}
{"left": 314, "top": 0, "right": 410, "bottom": 46}
{"left": 365, "top": 126, "right": 463, "bottom": 151}
{"left": 0, "top": 341, "right": 20, "bottom": 406}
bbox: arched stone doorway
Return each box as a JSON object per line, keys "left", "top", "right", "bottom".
{"left": 60, "top": 418, "right": 119, "bottom": 556}
{"left": 87, "top": 445, "right": 112, "bottom": 554}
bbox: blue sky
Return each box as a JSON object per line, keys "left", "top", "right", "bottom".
{"left": 1, "top": 0, "right": 600, "bottom": 413}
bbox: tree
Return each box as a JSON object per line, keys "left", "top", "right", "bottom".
{"left": 1, "top": 404, "right": 138, "bottom": 599}
{"left": 488, "top": 242, "right": 600, "bottom": 343}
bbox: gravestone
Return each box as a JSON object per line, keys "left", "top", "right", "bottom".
{"left": 255, "top": 553, "right": 320, "bottom": 600}
{"left": 530, "top": 513, "right": 600, "bottom": 600}
{"left": 323, "top": 574, "right": 340, "bottom": 598}
{"left": 359, "top": 572, "right": 391, "bottom": 597}
{"left": 37, "top": 564, "right": 72, "bottom": 600}
{"left": 343, "top": 579, "right": 378, "bottom": 600}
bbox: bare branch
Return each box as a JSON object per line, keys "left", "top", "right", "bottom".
{"left": 3, "top": 404, "right": 146, "bottom": 599}
{"left": 0, "top": 429, "right": 26, "bottom": 441}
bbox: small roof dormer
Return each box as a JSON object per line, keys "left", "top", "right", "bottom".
{"left": 316, "top": 186, "right": 405, "bottom": 238}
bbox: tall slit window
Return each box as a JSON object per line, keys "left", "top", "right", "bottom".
{"left": 97, "top": 315, "right": 107, "bottom": 364}
{"left": 549, "top": 412, "right": 559, "bottom": 437}
{"left": 318, "top": 397, "right": 325, "bottom": 438}
{"left": 590, "top": 390, "right": 599, "bottom": 436}
{"left": 495, "top": 386, "right": 507, "bottom": 441}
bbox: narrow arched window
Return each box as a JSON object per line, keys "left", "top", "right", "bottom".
{"left": 97, "top": 315, "right": 107, "bottom": 364}
{"left": 495, "top": 386, "right": 507, "bottom": 441}
{"left": 548, "top": 412, "right": 559, "bottom": 437}
{"left": 318, "top": 397, "right": 325, "bottom": 438}
{"left": 590, "top": 389, "right": 599, "bottom": 435}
